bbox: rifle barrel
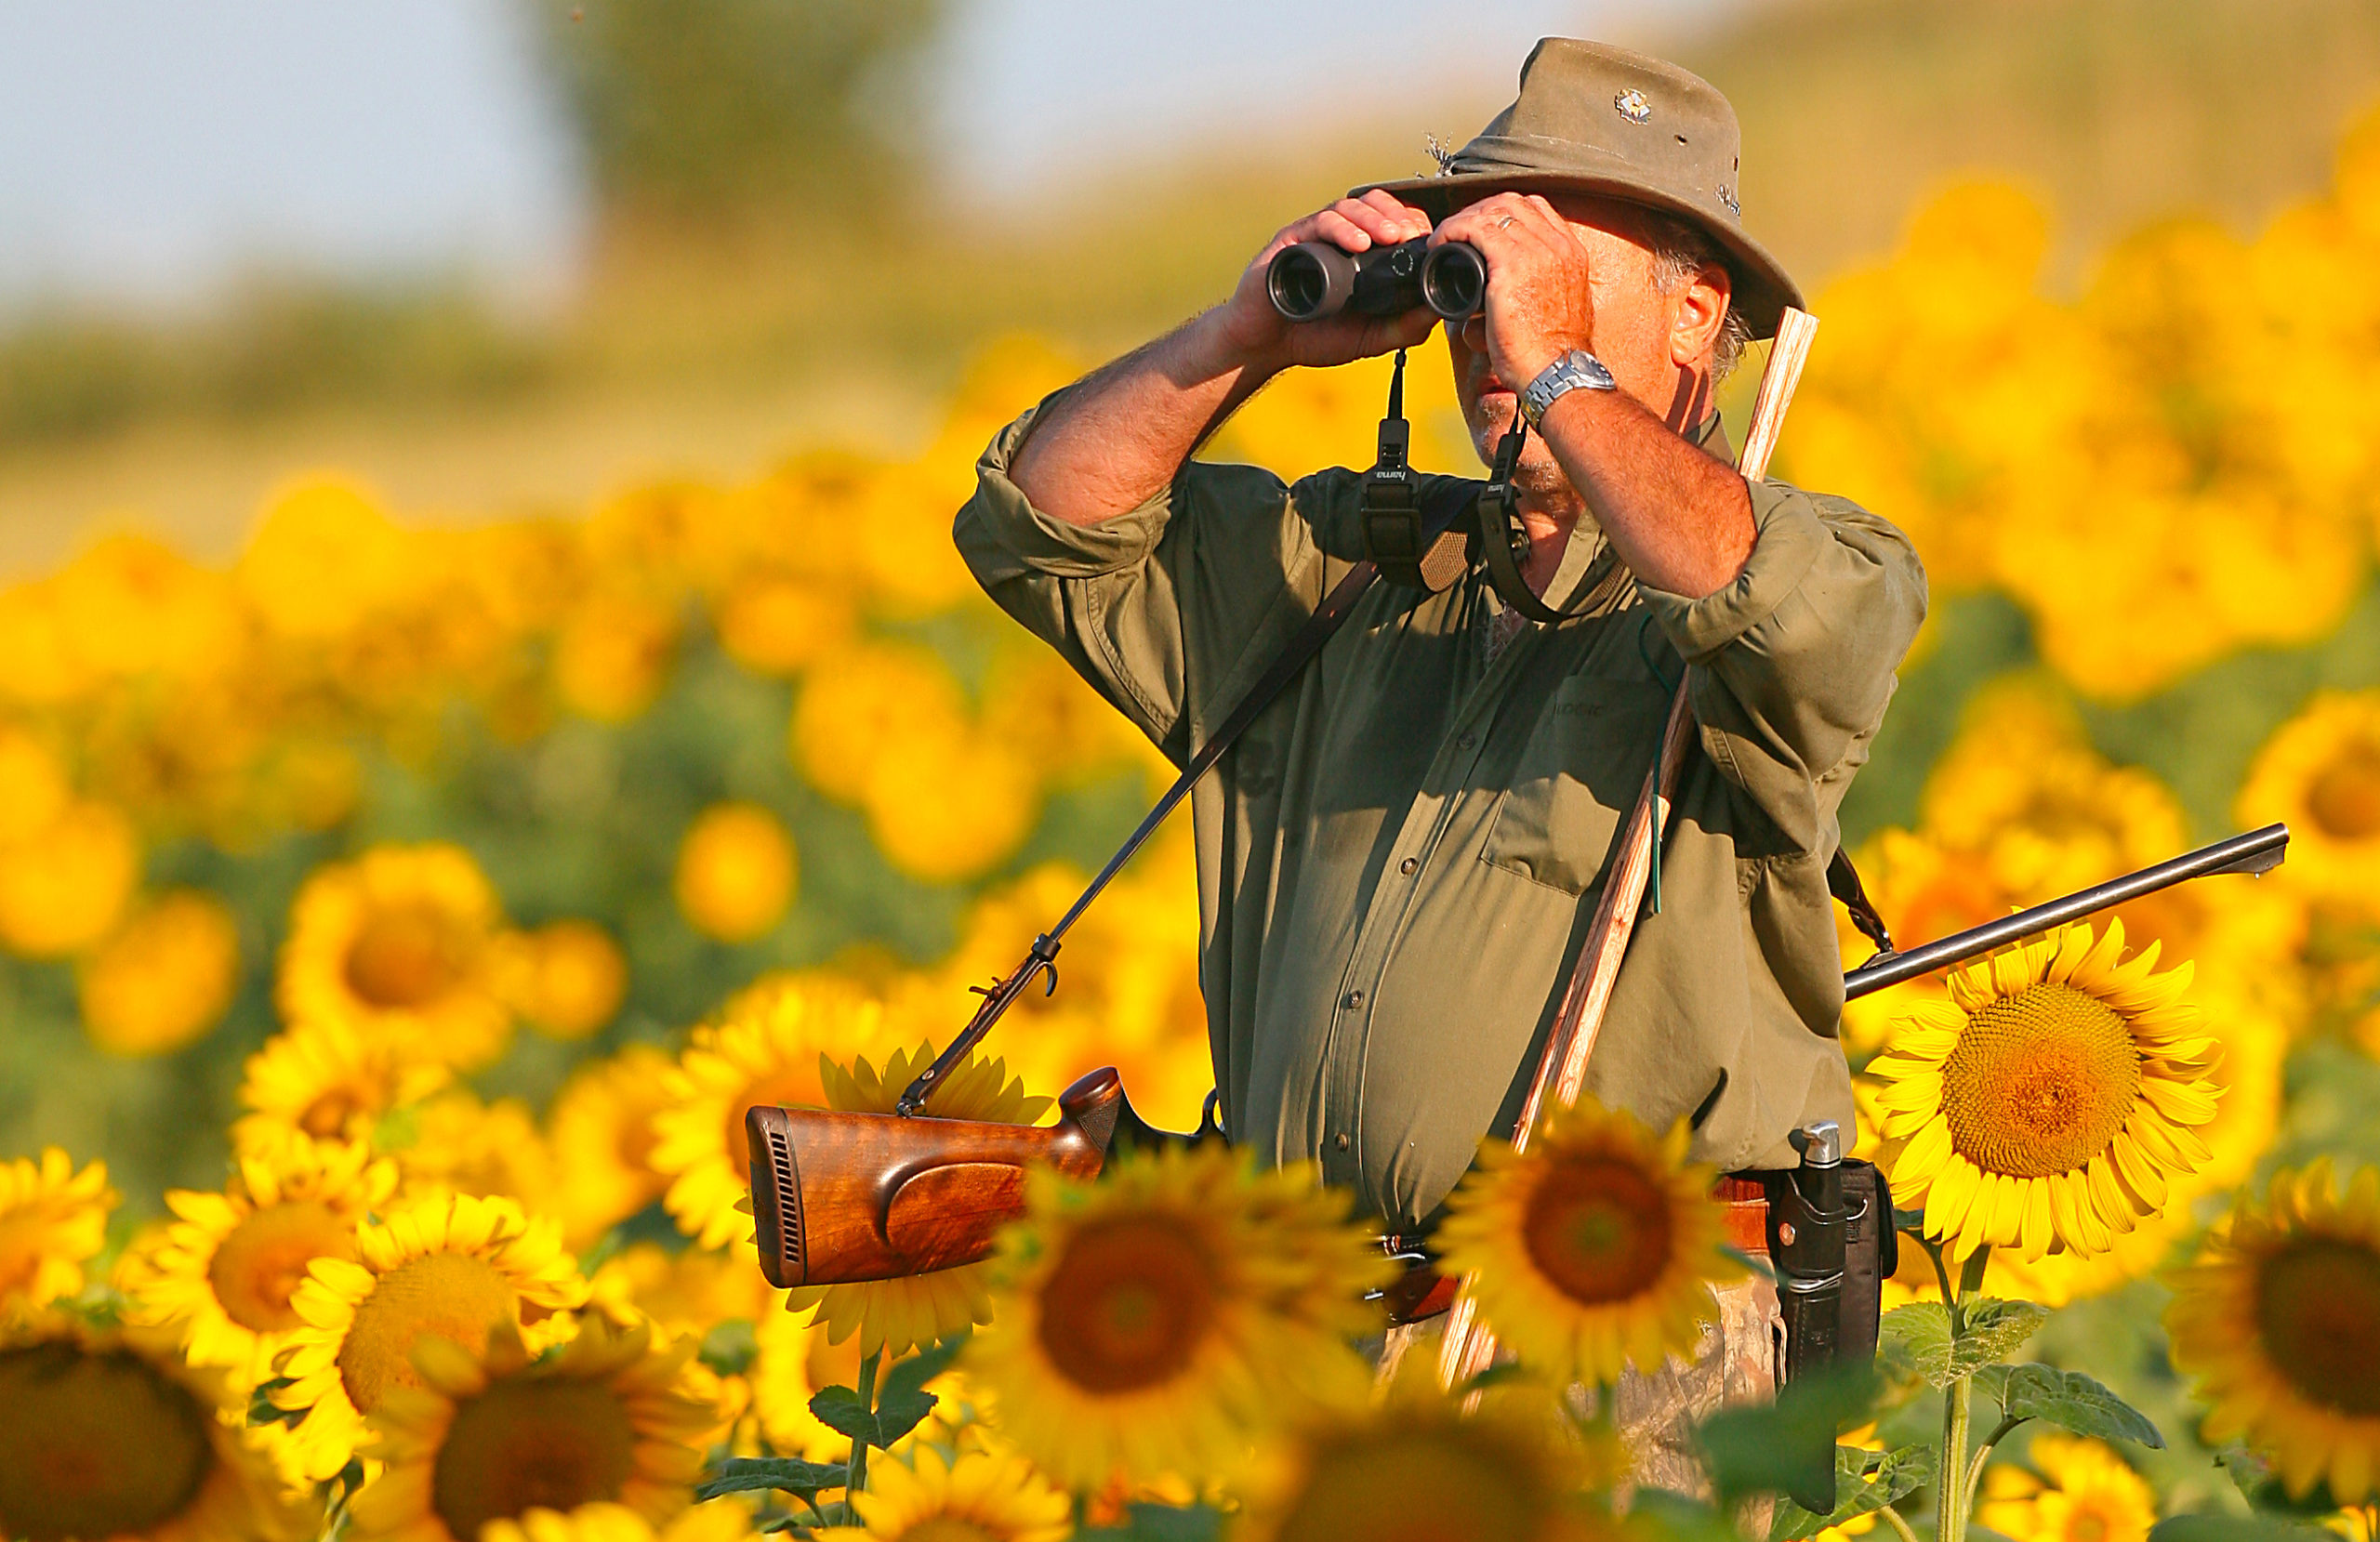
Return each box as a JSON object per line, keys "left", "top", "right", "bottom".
{"left": 1841, "top": 823, "right": 2289, "bottom": 1001}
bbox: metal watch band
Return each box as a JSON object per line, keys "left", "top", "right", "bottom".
{"left": 1518, "top": 349, "right": 1618, "bottom": 429}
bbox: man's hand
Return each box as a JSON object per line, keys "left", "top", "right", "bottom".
{"left": 1432, "top": 192, "right": 1597, "bottom": 389}
{"left": 1209, "top": 190, "right": 1443, "bottom": 374}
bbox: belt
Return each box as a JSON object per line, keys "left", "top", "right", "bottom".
{"left": 1375, "top": 1173, "right": 1773, "bottom": 1326}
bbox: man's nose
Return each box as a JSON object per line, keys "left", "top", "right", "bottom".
{"left": 1459, "top": 314, "right": 1489, "bottom": 354}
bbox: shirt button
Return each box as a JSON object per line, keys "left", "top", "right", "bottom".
{"left": 1398, "top": 856, "right": 1418, "bottom": 876}
{"left": 1458, "top": 732, "right": 1476, "bottom": 750}
{"left": 1333, "top": 1132, "right": 1352, "bottom": 1152}
{"left": 1342, "top": 989, "right": 1364, "bottom": 1010}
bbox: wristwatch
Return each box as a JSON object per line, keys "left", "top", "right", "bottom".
{"left": 1518, "top": 349, "right": 1618, "bottom": 430}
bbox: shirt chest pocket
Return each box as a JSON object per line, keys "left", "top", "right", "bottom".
{"left": 1480, "top": 676, "right": 1669, "bottom": 896}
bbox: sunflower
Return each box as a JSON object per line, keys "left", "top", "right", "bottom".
{"left": 967, "top": 1143, "right": 1388, "bottom": 1489}
{"left": 650, "top": 972, "right": 893, "bottom": 1250}
{"left": 232, "top": 1019, "right": 450, "bottom": 1158}
{"left": 496, "top": 919, "right": 629, "bottom": 1042}
{"left": 0, "top": 1311, "right": 316, "bottom": 1542}
{"left": 2167, "top": 1159, "right": 2380, "bottom": 1502}
{"left": 673, "top": 802, "right": 799, "bottom": 942}
{"left": 78, "top": 888, "right": 244, "bottom": 1056}
{"left": 1868, "top": 919, "right": 2220, "bottom": 1261}
{"left": 813, "top": 1446, "right": 1071, "bottom": 1542}
{"left": 278, "top": 841, "right": 514, "bottom": 1070}
{"left": 546, "top": 1047, "right": 678, "bottom": 1250}
{"left": 2238, "top": 690, "right": 2380, "bottom": 907}
{"left": 351, "top": 1315, "right": 716, "bottom": 1542}
{"left": 784, "top": 1039, "right": 1053, "bottom": 1359}
{"left": 479, "top": 1500, "right": 758, "bottom": 1542}
{"left": 1977, "top": 1434, "right": 2157, "bottom": 1542}
{"left": 0, "top": 797, "right": 141, "bottom": 958}
{"left": 1434, "top": 1096, "right": 1741, "bottom": 1388}
{"left": 390, "top": 1088, "right": 560, "bottom": 1213}
{"left": 0, "top": 1147, "right": 116, "bottom": 1311}
{"left": 134, "top": 1133, "right": 396, "bottom": 1391}
{"left": 271, "top": 1192, "right": 588, "bottom": 1482}
{"left": 1231, "top": 1383, "right": 1623, "bottom": 1542}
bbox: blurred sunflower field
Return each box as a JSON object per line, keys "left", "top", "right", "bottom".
{"left": 7, "top": 85, "right": 2380, "bottom": 1542}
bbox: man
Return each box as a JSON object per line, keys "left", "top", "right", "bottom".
{"left": 953, "top": 37, "right": 1924, "bottom": 1446}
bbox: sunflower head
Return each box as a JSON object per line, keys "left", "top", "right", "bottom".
{"left": 1870, "top": 919, "right": 2220, "bottom": 1261}
{"left": 0, "top": 1147, "right": 116, "bottom": 1312}
{"left": 271, "top": 1192, "right": 588, "bottom": 1482}
{"left": 232, "top": 1018, "right": 450, "bottom": 1158}
{"left": 650, "top": 972, "right": 893, "bottom": 1251}
{"left": 784, "top": 1038, "right": 1053, "bottom": 1359}
{"left": 812, "top": 1445, "right": 1072, "bottom": 1542}
{"left": 2168, "top": 1158, "right": 2380, "bottom": 1502}
{"left": 133, "top": 1132, "right": 395, "bottom": 1390}
{"left": 1977, "top": 1433, "right": 2157, "bottom": 1542}
{"left": 968, "top": 1144, "right": 1388, "bottom": 1490}
{"left": 1234, "top": 1381, "right": 1629, "bottom": 1542}
{"left": 547, "top": 1046, "right": 679, "bottom": 1250}
{"left": 277, "top": 841, "right": 514, "bottom": 1070}
{"left": 2238, "top": 690, "right": 2380, "bottom": 906}
{"left": 351, "top": 1315, "right": 716, "bottom": 1542}
{"left": 1433, "top": 1096, "right": 1739, "bottom": 1390}
{"left": 0, "top": 1311, "right": 316, "bottom": 1542}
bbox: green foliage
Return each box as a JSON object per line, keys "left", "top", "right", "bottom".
{"left": 528, "top": 0, "right": 944, "bottom": 221}
{"left": 1701, "top": 1363, "right": 1884, "bottom": 1511}
{"left": 2149, "top": 1516, "right": 2333, "bottom": 1542}
{"left": 1769, "top": 1443, "right": 1937, "bottom": 1542}
{"left": 1880, "top": 1299, "right": 2049, "bottom": 1389}
{"left": 696, "top": 1456, "right": 846, "bottom": 1504}
{"left": 1078, "top": 1505, "right": 1225, "bottom": 1542}
{"left": 1974, "top": 1364, "right": 2164, "bottom": 1449}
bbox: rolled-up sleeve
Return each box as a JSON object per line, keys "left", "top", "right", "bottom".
{"left": 952, "top": 390, "right": 1330, "bottom": 762}
{"left": 1637, "top": 481, "right": 1928, "bottom": 850}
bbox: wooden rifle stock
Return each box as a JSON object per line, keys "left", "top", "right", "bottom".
{"left": 746, "top": 1066, "right": 1210, "bottom": 1289}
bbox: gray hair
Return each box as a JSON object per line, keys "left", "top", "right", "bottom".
{"left": 1642, "top": 213, "right": 1752, "bottom": 380}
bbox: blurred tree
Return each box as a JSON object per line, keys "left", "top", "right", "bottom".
{"left": 529, "top": 0, "right": 945, "bottom": 229}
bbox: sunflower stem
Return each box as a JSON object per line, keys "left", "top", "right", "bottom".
{"left": 1878, "top": 1500, "right": 1923, "bottom": 1542}
{"left": 1938, "top": 1371, "right": 1973, "bottom": 1542}
{"left": 846, "top": 1346, "right": 883, "bottom": 1502}
{"left": 1964, "top": 1415, "right": 2024, "bottom": 1512}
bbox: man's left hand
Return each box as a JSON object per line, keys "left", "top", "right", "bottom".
{"left": 1432, "top": 192, "right": 1597, "bottom": 390}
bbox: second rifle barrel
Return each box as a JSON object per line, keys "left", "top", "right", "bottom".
{"left": 1841, "top": 822, "right": 2290, "bottom": 1001}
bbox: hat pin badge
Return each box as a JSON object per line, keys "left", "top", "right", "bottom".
{"left": 1613, "top": 88, "right": 1651, "bottom": 125}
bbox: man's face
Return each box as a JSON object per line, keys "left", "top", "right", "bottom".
{"left": 1444, "top": 192, "right": 1721, "bottom": 486}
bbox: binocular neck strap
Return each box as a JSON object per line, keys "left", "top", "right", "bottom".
{"left": 1475, "top": 414, "right": 1616, "bottom": 626}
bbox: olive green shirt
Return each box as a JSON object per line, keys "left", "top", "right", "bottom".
{"left": 954, "top": 393, "right": 1926, "bottom": 1232}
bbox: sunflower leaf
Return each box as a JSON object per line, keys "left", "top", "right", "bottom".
{"left": 2148, "top": 1515, "right": 2334, "bottom": 1542}
{"left": 1701, "top": 1364, "right": 1883, "bottom": 1510}
{"left": 1767, "top": 1443, "right": 1935, "bottom": 1542}
{"left": 1879, "top": 1300, "right": 2046, "bottom": 1388}
{"left": 695, "top": 1456, "right": 847, "bottom": 1503}
{"left": 1078, "top": 1502, "right": 1225, "bottom": 1542}
{"left": 1977, "top": 1364, "right": 2164, "bottom": 1449}
{"left": 807, "top": 1385, "right": 880, "bottom": 1445}
{"left": 869, "top": 1384, "right": 938, "bottom": 1449}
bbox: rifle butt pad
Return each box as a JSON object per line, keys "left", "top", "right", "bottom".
{"left": 747, "top": 1065, "right": 1141, "bottom": 1289}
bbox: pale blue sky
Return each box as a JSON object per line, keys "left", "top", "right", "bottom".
{"left": 0, "top": 0, "right": 1714, "bottom": 309}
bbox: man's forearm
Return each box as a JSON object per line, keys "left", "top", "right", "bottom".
{"left": 1536, "top": 386, "right": 1755, "bottom": 599}
{"left": 1011, "top": 312, "right": 1278, "bottom": 529}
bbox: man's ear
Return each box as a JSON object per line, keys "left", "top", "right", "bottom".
{"left": 1670, "top": 262, "right": 1732, "bottom": 368}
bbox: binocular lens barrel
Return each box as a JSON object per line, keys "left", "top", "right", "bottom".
{"left": 1265, "top": 237, "right": 1486, "bottom": 323}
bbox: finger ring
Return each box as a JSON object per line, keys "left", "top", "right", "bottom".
{"left": 1497, "top": 216, "right": 1516, "bottom": 229}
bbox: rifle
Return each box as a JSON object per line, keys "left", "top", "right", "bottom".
{"left": 744, "top": 824, "right": 2289, "bottom": 1294}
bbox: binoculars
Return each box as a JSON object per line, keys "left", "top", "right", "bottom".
{"left": 1266, "top": 236, "right": 1487, "bottom": 323}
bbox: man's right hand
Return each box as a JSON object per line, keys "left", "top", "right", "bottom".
{"left": 1010, "top": 191, "right": 1444, "bottom": 529}
{"left": 1207, "top": 190, "right": 1444, "bottom": 373}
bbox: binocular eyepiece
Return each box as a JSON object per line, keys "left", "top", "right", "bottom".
{"left": 1266, "top": 237, "right": 1486, "bottom": 323}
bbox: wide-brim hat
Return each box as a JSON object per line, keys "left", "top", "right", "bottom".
{"left": 1356, "top": 38, "right": 1802, "bottom": 339}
